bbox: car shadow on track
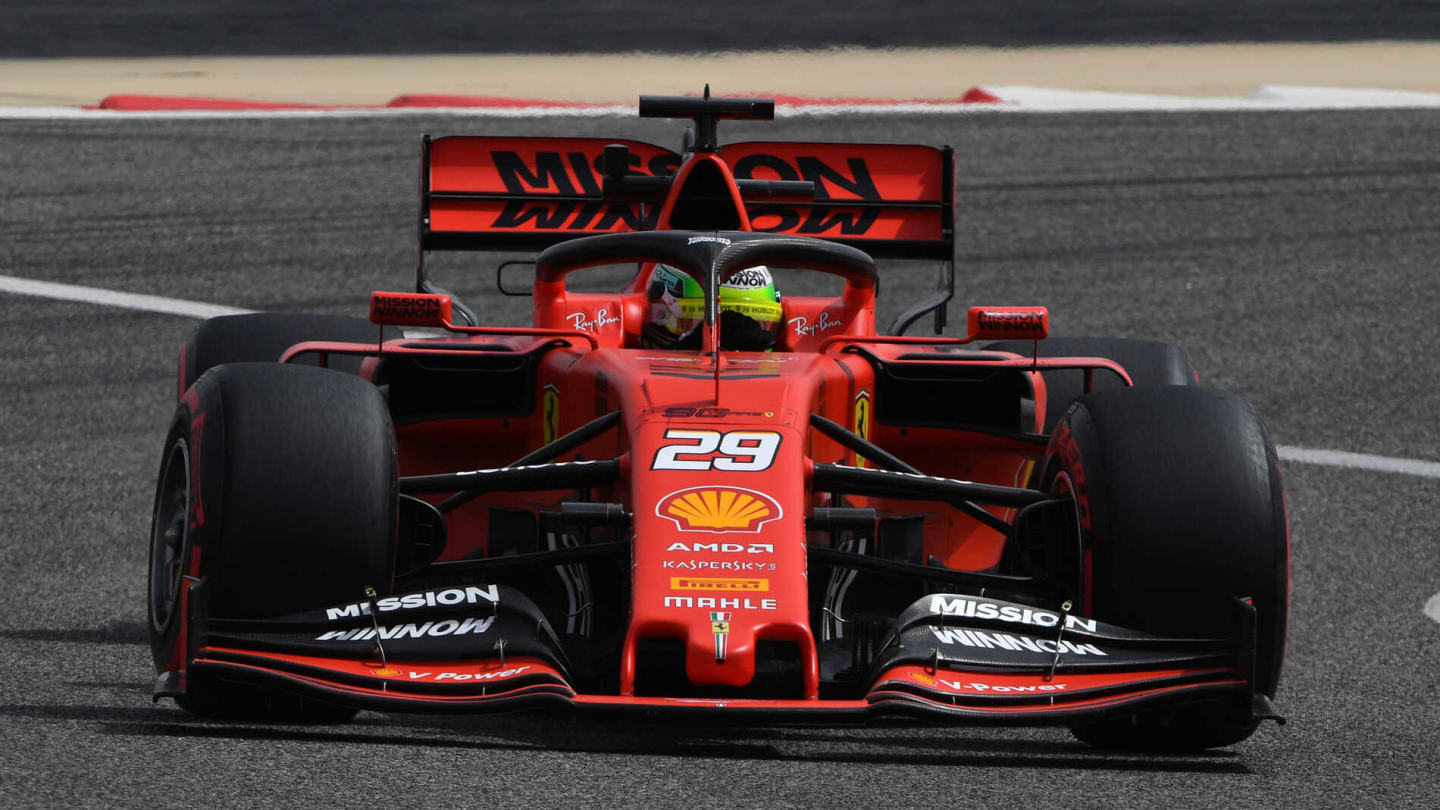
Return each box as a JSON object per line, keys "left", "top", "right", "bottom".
{"left": 0, "top": 620, "right": 148, "bottom": 644}
{"left": 28, "top": 705, "right": 1250, "bottom": 774}
{"left": 0, "top": 703, "right": 529, "bottom": 754}
{"left": 432, "top": 716, "right": 1253, "bottom": 774}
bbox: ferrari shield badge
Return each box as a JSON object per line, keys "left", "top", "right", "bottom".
{"left": 710, "top": 611, "right": 732, "bottom": 662}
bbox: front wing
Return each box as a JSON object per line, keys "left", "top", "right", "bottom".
{"left": 161, "top": 583, "right": 1276, "bottom": 726}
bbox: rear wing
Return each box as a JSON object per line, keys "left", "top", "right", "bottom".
{"left": 416, "top": 95, "right": 957, "bottom": 333}
{"left": 421, "top": 136, "right": 682, "bottom": 252}
{"left": 421, "top": 136, "right": 953, "bottom": 258}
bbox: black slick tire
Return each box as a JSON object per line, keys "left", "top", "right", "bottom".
{"left": 147, "top": 362, "right": 397, "bottom": 720}
{"left": 1037, "top": 386, "right": 1288, "bottom": 750}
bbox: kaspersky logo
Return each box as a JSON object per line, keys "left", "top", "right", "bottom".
{"left": 656, "top": 486, "right": 783, "bottom": 533}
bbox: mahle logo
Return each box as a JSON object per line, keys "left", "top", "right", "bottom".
{"left": 657, "top": 486, "right": 783, "bottom": 533}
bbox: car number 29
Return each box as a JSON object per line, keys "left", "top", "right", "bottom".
{"left": 651, "top": 429, "right": 781, "bottom": 471}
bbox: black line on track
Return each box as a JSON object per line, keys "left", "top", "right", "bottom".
{"left": 6, "top": 0, "right": 1440, "bottom": 57}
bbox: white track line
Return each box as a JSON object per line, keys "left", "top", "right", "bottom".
{"left": 1425, "top": 594, "right": 1440, "bottom": 626}
{"left": 0, "top": 274, "right": 253, "bottom": 319}
{"left": 982, "top": 84, "right": 1440, "bottom": 112}
{"left": 1275, "top": 446, "right": 1440, "bottom": 479}
{"left": 8, "top": 85, "right": 1440, "bottom": 119}
{"left": 6, "top": 274, "right": 1440, "bottom": 481}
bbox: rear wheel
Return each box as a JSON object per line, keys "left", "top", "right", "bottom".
{"left": 1037, "top": 386, "right": 1288, "bottom": 750}
{"left": 984, "top": 337, "right": 1196, "bottom": 432}
{"left": 148, "top": 362, "right": 398, "bottom": 720}
{"left": 178, "top": 312, "right": 397, "bottom": 397}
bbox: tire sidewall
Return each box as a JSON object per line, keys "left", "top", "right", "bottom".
{"left": 1038, "top": 404, "right": 1103, "bottom": 610}
{"left": 148, "top": 372, "right": 226, "bottom": 673}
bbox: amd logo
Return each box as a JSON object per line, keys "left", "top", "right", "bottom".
{"left": 666, "top": 541, "right": 774, "bottom": 554}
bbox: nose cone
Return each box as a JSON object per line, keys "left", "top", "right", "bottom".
{"left": 686, "top": 603, "right": 756, "bottom": 686}
{"left": 621, "top": 403, "right": 818, "bottom": 696}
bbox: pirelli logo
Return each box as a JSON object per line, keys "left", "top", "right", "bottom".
{"left": 669, "top": 577, "right": 770, "bottom": 592}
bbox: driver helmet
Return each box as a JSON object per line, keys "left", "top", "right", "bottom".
{"left": 643, "top": 263, "right": 783, "bottom": 351}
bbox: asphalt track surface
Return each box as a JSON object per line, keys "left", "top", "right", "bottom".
{"left": 2, "top": 110, "right": 1439, "bottom": 807}
{"left": 7, "top": 0, "right": 1440, "bottom": 57}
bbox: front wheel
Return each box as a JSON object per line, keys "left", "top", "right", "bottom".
{"left": 148, "top": 362, "right": 397, "bottom": 720}
{"left": 1038, "top": 386, "right": 1288, "bottom": 750}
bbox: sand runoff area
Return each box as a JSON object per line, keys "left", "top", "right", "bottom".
{"left": 3, "top": 42, "right": 1440, "bottom": 107}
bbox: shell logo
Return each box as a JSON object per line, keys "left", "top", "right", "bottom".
{"left": 656, "top": 486, "right": 783, "bottom": 533}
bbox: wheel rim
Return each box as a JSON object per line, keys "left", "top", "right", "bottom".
{"left": 149, "top": 439, "right": 190, "bottom": 633}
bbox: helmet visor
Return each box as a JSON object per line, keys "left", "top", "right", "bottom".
{"left": 645, "top": 263, "right": 784, "bottom": 350}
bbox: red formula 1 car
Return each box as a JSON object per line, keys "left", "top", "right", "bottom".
{"left": 147, "top": 92, "right": 1288, "bottom": 750}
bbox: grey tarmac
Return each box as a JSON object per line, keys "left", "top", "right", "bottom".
{"left": 1, "top": 110, "right": 1438, "bottom": 807}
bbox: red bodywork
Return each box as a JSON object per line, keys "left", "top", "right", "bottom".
{"left": 175, "top": 122, "right": 1251, "bottom": 721}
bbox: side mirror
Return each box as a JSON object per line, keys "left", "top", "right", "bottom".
{"left": 370, "top": 291, "right": 452, "bottom": 328}
{"left": 965, "top": 306, "right": 1049, "bottom": 341}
